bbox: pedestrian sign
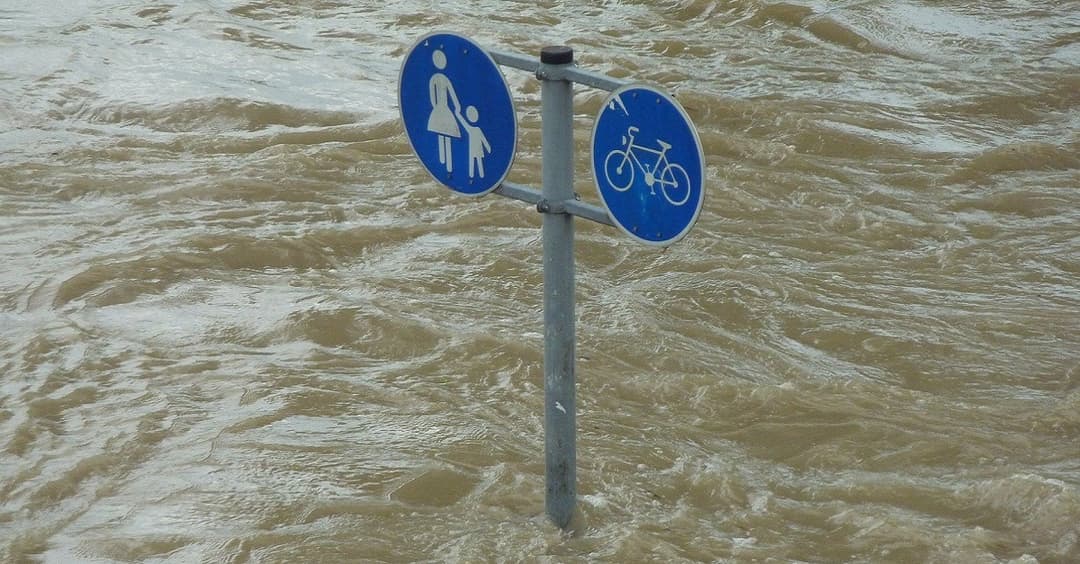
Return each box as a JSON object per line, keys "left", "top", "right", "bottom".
{"left": 591, "top": 84, "right": 704, "bottom": 245}
{"left": 399, "top": 32, "right": 517, "bottom": 196}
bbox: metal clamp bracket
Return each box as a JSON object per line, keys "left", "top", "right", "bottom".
{"left": 536, "top": 198, "right": 567, "bottom": 214}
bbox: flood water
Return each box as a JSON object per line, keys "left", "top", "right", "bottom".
{"left": 2, "top": 1, "right": 1078, "bottom": 562}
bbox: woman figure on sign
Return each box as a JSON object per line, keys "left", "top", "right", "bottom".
{"left": 427, "top": 49, "right": 462, "bottom": 174}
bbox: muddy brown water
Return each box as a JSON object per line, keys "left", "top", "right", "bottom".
{"left": 1, "top": 1, "right": 1078, "bottom": 562}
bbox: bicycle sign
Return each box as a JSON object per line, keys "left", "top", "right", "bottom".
{"left": 591, "top": 84, "right": 704, "bottom": 246}
{"left": 603, "top": 126, "right": 692, "bottom": 206}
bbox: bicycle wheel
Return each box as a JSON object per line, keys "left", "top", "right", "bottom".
{"left": 603, "top": 150, "right": 634, "bottom": 192}
{"left": 660, "top": 163, "right": 691, "bottom": 206}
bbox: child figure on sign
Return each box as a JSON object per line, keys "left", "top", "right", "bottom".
{"left": 461, "top": 105, "right": 491, "bottom": 179}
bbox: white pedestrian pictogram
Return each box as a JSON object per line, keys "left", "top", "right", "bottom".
{"left": 424, "top": 50, "right": 491, "bottom": 178}
{"left": 427, "top": 49, "right": 462, "bottom": 173}
{"left": 462, "top": 106, "right": 491, "bottom": 178}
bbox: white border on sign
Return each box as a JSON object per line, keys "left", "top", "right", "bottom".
{"left": 397, "top": 31, "right": 518, "bottom": 197}
{"left": 590, "top": 83, "right": 706, "bottom": 246}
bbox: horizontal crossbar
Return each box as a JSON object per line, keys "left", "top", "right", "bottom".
{"left": 488, "top": 49, "right": 630, "bottom": 92}
{"left": 495, "top": 181, "right": 615, "bottom": 227}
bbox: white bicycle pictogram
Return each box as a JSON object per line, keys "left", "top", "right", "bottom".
{"left": 603, "top": 126, "right": 691, "bottom": 206}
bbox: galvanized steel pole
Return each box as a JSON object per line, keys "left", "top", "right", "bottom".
{"left": 539, "top": 45, "right": 576, "bottom": 530}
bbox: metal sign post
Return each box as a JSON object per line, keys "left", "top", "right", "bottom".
{"left": 398, "top": 33, "right": 704, "bottom": 530}
{"left": 538, "top": 45, "right": 577, "bottom": 529}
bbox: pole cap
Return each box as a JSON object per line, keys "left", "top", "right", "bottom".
{"left": 540, "top": 46, "right": 573, "bottom": 65}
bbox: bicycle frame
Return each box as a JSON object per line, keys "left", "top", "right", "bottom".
{"left": 619, "top": 128, "right": 671, "bottom": 189}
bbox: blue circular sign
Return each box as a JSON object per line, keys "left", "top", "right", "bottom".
{"left": 399, "top": 33, "right": 517, "bottom": 196}
{"left": 591, "top": 85, "right": 705, "bottom": 245}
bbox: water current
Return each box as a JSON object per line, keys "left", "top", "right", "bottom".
{"left": 1, "top": 1, "right": 1078, "bottom": 562}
